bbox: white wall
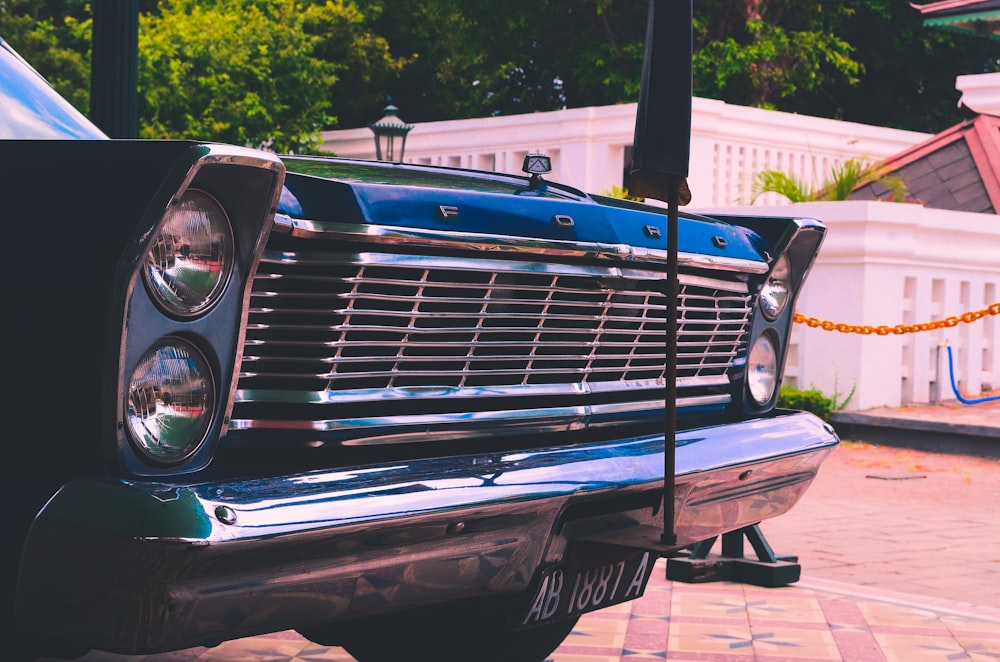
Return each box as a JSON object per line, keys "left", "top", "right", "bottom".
{"left": 322, "top": 100, "right": 1000, "bottom": 410}
{"left": 322, "top": 98, "right": 928, "bottom": 207}
{"left": 695, "top": 202, "right": 1000, "bottom": 410}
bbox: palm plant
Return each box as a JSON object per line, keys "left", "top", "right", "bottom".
{"left": 749, "top": 157, "right": 909, "bottom": 204}
{"left": 599, "top": 184, "right": 645, "bottom": 202}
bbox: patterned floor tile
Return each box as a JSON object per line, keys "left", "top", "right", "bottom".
{"left": 873, "top": 632, "right": 979, "bottom": 662}
{"left": 857, "top": 601, "right": 954, "bottom": 630}
{"left": 747, "top": 625, "right": 841, "bottom": 659}
{"left": 36, "top": 559, "right": 1000, "bottom": 661}
{"left": 745, "top": 594, "right": 828, "bottom": 626}
{"left": 565, "top": 615, "right": 630, "bottom": 649}
{"left": 666, "top": 622, "right": 756, "bottom": 656}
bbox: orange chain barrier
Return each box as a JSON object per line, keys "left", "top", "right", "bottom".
{"left": 793, "top": 302, "right": 1000, "bottom": 335}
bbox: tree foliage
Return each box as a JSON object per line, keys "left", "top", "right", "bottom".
{"left": 0, "top": 0, "right": 91, "bottom": 110}
{"left": 138, "top": 0, "right": 403, "bottom": 152}
{"left": 350, "top": 0, "right": 992, "bottom": 132}
{"left": 3, "top": 0, "right": 997, "bottom": 147}
{"left": 783, "top": 0, "right": 996, "bottom": 132}
{"left": 352, "top": 0, "right": 649, "bottom": 126}
{"left": 3, "top": 0, "right": 404, "bottom": 152}
{"left": 363, "top": 0, "right": 863, "bottom": 122}
{"left": 693, "top": 8, "right": 861, "bottom": 110}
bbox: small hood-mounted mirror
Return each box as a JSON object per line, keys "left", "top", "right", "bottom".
{"left": 522, "top": 153, "right": 552, "bottom": 189}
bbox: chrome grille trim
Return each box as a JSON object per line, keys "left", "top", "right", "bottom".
{"left": 228, "top": 398, "right": 731, "bottom": 447}
{"left": 233, "top": 232, "right": 756, "bottom": 439}
{"left": 235, "top": 377, "right": 730, "bottom": 407}
{"left": 272, "top": 215, "right": 770, "bottom": 274}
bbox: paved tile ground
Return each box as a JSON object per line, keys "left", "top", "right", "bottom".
{"left": 44, "top": 560, "right": 1000, "bottom": 661}
{"left": 764, "top": 438, "right": 1000, "bottom": 608}
{"left": 36, "top": 397, "right": 1000, "bottom": 661}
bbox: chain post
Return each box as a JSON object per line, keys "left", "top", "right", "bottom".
{"left": 934, "top": 342, "right": 948, "bottom": 405}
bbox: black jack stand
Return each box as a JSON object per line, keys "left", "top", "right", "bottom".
{"left": 666, "top": 524, "right": 801, "bottom": 587}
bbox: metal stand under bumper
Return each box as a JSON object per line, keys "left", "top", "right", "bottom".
{"left": 666, "top": 524, "right": 800, "bottom": 587}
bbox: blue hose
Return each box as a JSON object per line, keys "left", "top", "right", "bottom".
{"left": 947, "top": 345, "right": 1000, "bottom": 404}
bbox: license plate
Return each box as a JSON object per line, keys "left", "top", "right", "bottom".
{"left": 517, "top": 550, "right": 655, "bottom": 628}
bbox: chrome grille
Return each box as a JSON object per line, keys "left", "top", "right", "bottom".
{"left": 231, "top": 229, "right": 755, "bottom": 443}
{"left": 239, "top": 253, "right": 750, "bottom": 391}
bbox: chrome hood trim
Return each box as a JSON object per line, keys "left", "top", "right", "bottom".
{"left": 272, "top": 215, "right": 770, "bottom": 274}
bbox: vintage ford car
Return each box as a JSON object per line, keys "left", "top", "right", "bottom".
{"left": 4, "top": 36, "right": 838, "bottom": 661}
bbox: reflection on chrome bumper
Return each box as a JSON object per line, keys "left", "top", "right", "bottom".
{"left": 18, "top": 411, "right": 837, "bottom": 654}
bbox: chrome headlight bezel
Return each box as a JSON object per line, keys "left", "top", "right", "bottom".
{"left": 759, "top": 254, "right": 791, "bottom": 321}
{"left": 746, "top": 331, "right": 779, "bottom": 406}
{"left": 732, "top": 217, "right": 826, "bottom": 416}
{"left": 109, "top": 144, "right": 285, "bottom": 477}
{"left": 125, "top": 337, "right": 216, "bottom": 466}
{"left": 142, "top": 188, "right": 235, "bottom": 319}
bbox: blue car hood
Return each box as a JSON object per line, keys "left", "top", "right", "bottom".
{"left": 279, "top": 156, "right": 768, "bottom": 264}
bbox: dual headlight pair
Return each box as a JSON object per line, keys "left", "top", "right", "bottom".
{"left": 124, "top": 190, "right": 233, "bottom": 465}
{"left": 747, "top": 254, "right": 791, "bottom": 407}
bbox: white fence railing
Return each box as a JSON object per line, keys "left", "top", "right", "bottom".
{"left": 322, "top": 97, "right": 928, "bottom": 207}
{"left": 322, "top": 99, "right": 1000, "bottom": 409}
{"left": 696, "top": 201, "right": 1000, "bottom": 410}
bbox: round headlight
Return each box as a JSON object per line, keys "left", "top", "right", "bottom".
{"left": 144, "top": 189, "right": 233, "bottom": 317}
{"left": 759, "top": 254, "right": 791, "bottom": 320}
{"left": 126, "top": 339, "right": 215, "bottom": 465}
{"left": 747, "top": 333, "right": 778, "bottom": 405}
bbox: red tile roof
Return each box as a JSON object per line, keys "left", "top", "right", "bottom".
{"left": 851, "top": 113, "right": 1000, "bottom": 213}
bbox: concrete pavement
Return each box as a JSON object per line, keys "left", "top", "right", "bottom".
{"left": 829, "top": 390, "right": 1000, "bottom": 458}
{"left": 764, "top": 435, "right": 1000, "bottom": 608}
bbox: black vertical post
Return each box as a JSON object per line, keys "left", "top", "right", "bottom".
{"left": 662, "top": 176, "right": 679, "bottom": 547}
{"left": 91, "top": 0, "right": 139, "bottom": 138}
{"left": 627, "top": 0, "right": 693, "bottom": 548}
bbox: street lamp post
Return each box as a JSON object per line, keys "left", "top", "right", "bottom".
{"left": 369, "top": 99, "right": 414, "bottom": 162}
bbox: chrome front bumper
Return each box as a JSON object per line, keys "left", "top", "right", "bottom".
{"left": 18, "top": 411, "right": 837, "bottom": 654}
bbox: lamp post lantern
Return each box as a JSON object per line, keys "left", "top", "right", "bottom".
{"left": 369, "top": 99, "right": 413, "bottom": 162}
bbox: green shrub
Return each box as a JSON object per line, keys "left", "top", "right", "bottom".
{"left": 777, "top": 382, "right": 856, "bottom": 421}
{"left": 777, "top": 386, "right": 834, "bottom": 421}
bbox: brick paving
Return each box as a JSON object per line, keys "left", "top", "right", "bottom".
{"left": 36, "top": 397, "right": 1000, "bottom": 661}
{"left": 45, "top": 561, "right": 1000, "bottom": 661}
{"left": 763, "top": 437, "right": 1000, "bottom": 608}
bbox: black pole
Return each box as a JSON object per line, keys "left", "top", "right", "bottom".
{"left": 627, "top": 0, "right": 693, "bottom": 548}
{"left": 91, "top": 0, "right": 139, "bottom": 138}
{"left": 661, "top": 177, "right": 680, "bottom": 547}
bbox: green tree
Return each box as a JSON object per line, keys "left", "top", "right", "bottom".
{"left": 357, "top": 0, "right": 998, "bottom": 132}
{"left": 784, "top": 0, "right": 996, "bottom": 132}
{"left": 0, "top": 0, "right": 91, "bottom": 111}
{"left": 692, "top": 0, "right": 861, "bottom": 110}
{"left": 139, "top": 0, "right": 388, "bottom": 152}
{"left": 346, "top": 0, "right": 649, "bottom": 127}
{"left": 5, "top": 0, "right": 994, "bottom": 140}
{"left": 342, "top": 0, "right": 480, "bottom": 126}
{"left": 355, "top": 0, "right": 878, "bottom": 128}
{"left": 4, "top": 0, "right": 403, "bottom": 152}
